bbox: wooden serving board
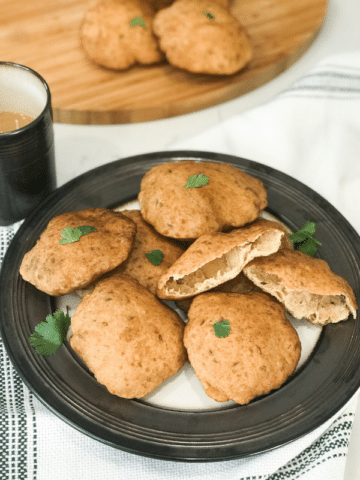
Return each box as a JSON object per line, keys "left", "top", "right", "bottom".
{"left": 0, "top": 0, "right": 327, "bottom": 124}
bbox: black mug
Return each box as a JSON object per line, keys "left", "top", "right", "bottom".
{"left": 0, "top": 62, "right": 56, "bottom": 226}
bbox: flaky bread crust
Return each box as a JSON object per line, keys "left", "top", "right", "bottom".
{"left": 243, "top": 249, "right": 357, "bottom": 325}
{"left": 157, "top": 219, "right": 287, "bottom": 299}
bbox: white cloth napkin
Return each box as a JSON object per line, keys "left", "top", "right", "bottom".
{"left": 1, "top": 51, "right": 360, "bottom": 480}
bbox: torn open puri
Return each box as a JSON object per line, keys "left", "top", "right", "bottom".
{"left": 243, "top": 249, "right": 357, "bottom": 325}
{"left": 157, "top": 219, "right": 290, "bottom": 300}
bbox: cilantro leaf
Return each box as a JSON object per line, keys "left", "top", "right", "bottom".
{"left": 145, "top": 249, "right": 163, "bottom": 266}
{"left": 60, "top": 226, "right": 97, "bottom": 244}
{"left": 289, "top": 221, "right": 316, "bottom": 242}
{"left": 213, "top": 319, "right": 231, "bottom": 338}
{"left": 298, "top": 221, "right": 316, "bottom": 236}
{"left": 28, "top": 332, "right": 60, "bottom": 356}
{"left": 202, "top": 11, "right": 215, "bottom": 20}
{"left": 184, "top": 173, "right": 210, "bottom": 188}
{"left": 35, "top": 317, "right": 63, "bottom": 346}
{"left": 294, "top": 237, "right": 321, "bottom": 257}
{"left": 289, "top": 221, "right": 321, "bottom": 256}
{"left": 29, "top": 310, "right": 71, "bottom": 356}
{"left": 130, "top": 16, "right": 146, "bottom": 29}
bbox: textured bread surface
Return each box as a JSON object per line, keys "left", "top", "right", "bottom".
{"left": 70, "top": 275, "right": 187, "bottom": 398}
{"left": 153, "top": 0, "right": 252, "bottom": 75}
{"left": 81, "top": 0, "right": 163, "bottom": 70}
{"left": 138, "top": 160, "right": 267, "bottom": 239}
{"left": 20, "top": 208, "right": 136, "bottom": 296}
{"left": 243, "top": 249, "right": 357, "bottom": 325}
{"left": 77, "top": 209, "right": 185, "bottom": 297}
{"left": 184, "top": 291, "right": 301, "bottom": 404}
{"left": 157, "top": 219, "right": 286, "bottom": 299}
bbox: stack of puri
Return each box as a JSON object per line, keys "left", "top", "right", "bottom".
{"left": 80, "top": 0, "right": 253, "bottom": 76}
{"left": 138, "top": 160, "right": 357, "bottom": 404}
{"left": 19, "top": 160, "right": 358, "bottom": 405}
{"left": 19, "top": 207, "right": 187, "bottom": 399}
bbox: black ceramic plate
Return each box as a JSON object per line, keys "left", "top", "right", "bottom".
{"left": 1, "top": 151, "right": 359, "bottom": 462}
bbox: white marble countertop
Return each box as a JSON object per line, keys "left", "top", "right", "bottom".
{"left": 52, "top": 0, "right": 360, "bottom": 477}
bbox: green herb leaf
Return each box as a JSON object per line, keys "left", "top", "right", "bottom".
{"left": 213, "top": 319, "right": 231, "bottom": 338}
{"left": 295, "top": 237, "right": 321, "bottom": 257}
{"left": 289, "top": 221, "right": 321, "bottom": 256}
{"left": 29, "top": 310, "right": 71, "bottom": 356}
{"left": 145, "top": 249, "right": 163, "bottom": 266}
{"left": 184, "top": 173, "right": 210, "bottom": 188}
{"left": 130, "top": 16, "right": 146, "bottom": 29}
{"left": 28, "top": 332, "right": 60, "bottom": 356}
{"left": 60, "top": 226, "right": 97, "bottom": 244}
{"left": 202, "top": 11, "right": 215, "bottom": 20}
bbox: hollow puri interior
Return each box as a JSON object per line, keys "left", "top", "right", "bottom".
{"left": 245, "top": 268, "right": 350, "bottom": 325}
{"left": 165, "top": 229, "right": 283, "bottom": 296}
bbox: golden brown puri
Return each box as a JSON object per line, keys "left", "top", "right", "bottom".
{"left": 243, "top": 249, "right": 358, "bottom": 325}
{"left": 184, "top": 292, "right": 301, "bottom": 404}
{"left": 70, "top": 275, "right": 187, "bottom": 398}
{"left": 157, "top": 219, "right": 287, "bottom": 300}
{"left": 77, "top": 209, "right": 186, "bottom": 298}
{"left": 20, "top": 208, "right": 136, "bottom": 296}
{"left": 174, "top": 218, "right": 292, "bottom": 311}
{"left": 152, "top": 0, "right": 252, "bottom": 75}
{"left": 138, "top": 161, "right": 267, "bottom": 240}
{"left": 80, "top": 0, "right": 164, "bottom": 70}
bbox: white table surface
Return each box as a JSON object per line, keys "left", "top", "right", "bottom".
{"left": 52, "top": 0, "right": 360, "bottom": 478}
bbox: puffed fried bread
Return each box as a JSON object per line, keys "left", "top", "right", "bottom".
{"left": 157, "top": 219, "right": 287, "bottom": 300}
{"left": 20, "top": 208, "right": 136, "bottom": 296}
{"left": 184, "top": 292, "right": 301, "bottom": 404}
{"left": 77, "top": 209, "right": 186, "bottom": 297}
{"left": 80, "top": 0, "right": 164, "bottom": 70}
{"left": 138, "top": 161, "right": 267, "bottom": 239}
{"left": 70, "top": 275, "right": 187, "bottom": 398}
{"left": 152, "top": 0, "right": 252, "bottom": 75}
{"left": 243, "top": 249, "right": 358, "bottom": 325}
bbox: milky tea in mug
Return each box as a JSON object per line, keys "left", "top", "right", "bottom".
{"left": 0, "top": 111, "right": 35, "bottom": 133}
{"left": 0, "top": 62, "right": 56, "bottom": 225}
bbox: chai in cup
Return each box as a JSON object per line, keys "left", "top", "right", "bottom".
{"left": 0, "top": 62, "right": 56, "bottom": 225}
{"left": 0, "top": 111, "right": 35, "bottom": 133}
